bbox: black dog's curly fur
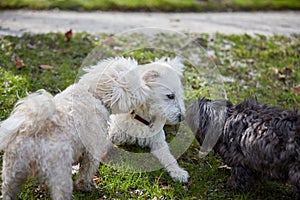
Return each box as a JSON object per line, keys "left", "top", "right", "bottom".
{"left": 186, "top": 97, "right": 300, "bottom": 193}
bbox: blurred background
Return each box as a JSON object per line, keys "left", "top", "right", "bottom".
{"left": 1, "top": 0, "right": 300, "bottom": 12}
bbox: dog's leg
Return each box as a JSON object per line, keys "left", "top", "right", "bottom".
{"left": 47, "top": 168, "right": 73, "bottom": 200}
{"left": 150, "top": 130, "right": 189, "bottom": 182}
{"left": 44, "top": 157, "right": 73, "bottom": 200}
{"left": 227, "top": 165, "right": 256, "bottom": 192}
{"left": 288, "top": 164, "right": 300, "bottom": 196}
{"left": 1, "top": 152, "right": 29, "bottom": 200}
{"left": 47, "top": 171, "right": 73, "bottom": 200}
{"left": 38, "top": 142, "right": 74, "bottom": 200}
{"left": 74, "top": 152, "right": 99, "bottom": 192}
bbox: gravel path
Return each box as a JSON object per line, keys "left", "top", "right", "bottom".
{"left": 0, "top": 10, "right": 299, "bottom": 35}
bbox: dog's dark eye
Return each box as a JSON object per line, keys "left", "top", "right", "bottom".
{"left": 166, "top": 94, "right": 175, "bottom": 100}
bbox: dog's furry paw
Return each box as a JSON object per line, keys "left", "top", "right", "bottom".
{"left": 169, "top": 168, "right": 189, "bottom": 183}
{"left": 74, "top": 179, "right": 97, "bottom": 192}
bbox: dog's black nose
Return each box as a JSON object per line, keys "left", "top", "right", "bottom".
{"left": 178, "top": 114, "right": 185, "bottom": 122}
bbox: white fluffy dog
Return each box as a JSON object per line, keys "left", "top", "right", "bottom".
{"left": 108, "top": 58, "right": 189, "bottom": 182}
{"left": 0, "top": 57, "right": 174, "bottom": 200}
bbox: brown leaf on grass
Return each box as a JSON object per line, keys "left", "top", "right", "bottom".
{"left": 65, "top": 29, "right": 73, "bottom": 42}
{"left": 93, "top": 175, "right": 103, "bottom": 184}
{"left": 191, "top": 157, "right": 198, "bottom": 161}
{"left": 292, "top": 84, "right": 300, "bottom": 92}
{"left": 14, "top": 58, "right": 26, "bottom": 69}
{"left": 39, "top": 65, "right": 54, "bottom": 70}
{"left": 106, "top": 35, "right": 116, "bottom": 46}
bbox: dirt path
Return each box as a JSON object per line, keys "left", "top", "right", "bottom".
{"left": 0, "top": 10, "right": 299, "bottom": 35}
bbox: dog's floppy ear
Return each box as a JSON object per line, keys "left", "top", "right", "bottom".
{"left": 83, "top": 57, "right": 150, "bottom": 113}
{"left": 109, "top": 67, "right": 150, "bottom": 113}
{"left": 143, "top": 70, "right": 160, "bottom": 83}
{"left": 142, "top": 70, "right": 163, "bottom": 91}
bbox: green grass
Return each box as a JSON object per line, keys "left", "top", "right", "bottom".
{"left": 0, "top": 32, "right": 299, "bottom": 199}
{"left": 0, "top": 0, "right": 300, "bottom": 11}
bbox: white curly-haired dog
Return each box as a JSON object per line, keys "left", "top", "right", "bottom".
{"left": 108, "top": 58, "right": 189, "bottom": 182}
{"left": 0, "top": 57, "right": 176, "bottom": 200}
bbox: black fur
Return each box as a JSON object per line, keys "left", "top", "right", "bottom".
{"left": 186, "top": 97, "right": 300, "bottom": 193}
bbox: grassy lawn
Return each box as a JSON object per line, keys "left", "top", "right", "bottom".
{"left": 0, "top": 0, "right": 300, "bottom": 11}
{"left": 0, "top": 32, "right": 299, "bottom": 199}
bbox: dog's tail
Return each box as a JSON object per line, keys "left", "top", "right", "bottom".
{"left": 0, "top": 89, "right": 57, "bottom": 150}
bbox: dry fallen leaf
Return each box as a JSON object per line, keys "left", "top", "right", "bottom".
{"left": 190, "top": 157, "right": 199, "bottom": 163}
{"left": 40, "top": 65, "right": 54, "bottom": 70}
{"left": 14, "top": 58, "right": 26, "bottom": 69}
{"left": 292, "top": 84, "right": 300, "bottom": 92}
{"left": 65, "top": 29, "right": 73, "bottom": 42}
{"left": 93, "top": 175, "right": 103, "bottom": 184}
{"left": 106, "top": 35, "right": 116, "bottom": 46}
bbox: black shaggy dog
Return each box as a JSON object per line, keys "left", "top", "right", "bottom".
{"left": 186, "top": 97, "right": 300, "bottom": 193}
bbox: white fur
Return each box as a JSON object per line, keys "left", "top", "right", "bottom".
{"left": 108, "top": 57, "right": 189, "bottom": 182}
{"left": 0, "top": 57, "right": 152, "bottom": 200}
